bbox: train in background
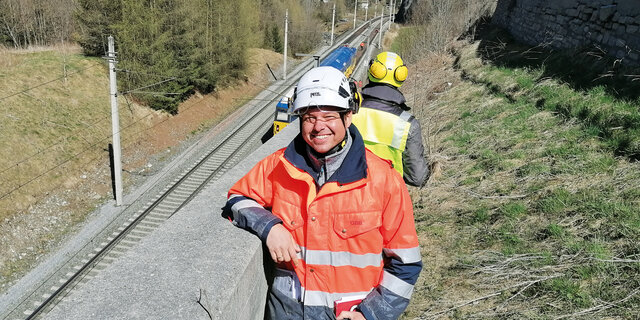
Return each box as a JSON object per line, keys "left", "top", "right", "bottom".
{"left": 273, "top": 42, "right": 368, "bottom": 135}
{"left": 320, "top": 45, "right": 358, "bottom": 77}
{"left": 273, "top": 87, "right": 296, "bottom": 135}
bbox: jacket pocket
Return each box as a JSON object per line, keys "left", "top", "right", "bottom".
{"left": 333, "top": 211, "right": 382, "bottom": 239}
{"left": 272, "top": 200, "right": 304, "bottom": 231}
{"left": 272, "top": 267, "right": 302, "bottom": 301}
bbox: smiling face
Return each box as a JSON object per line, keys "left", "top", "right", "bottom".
{"left": 300, "top": 106, "right": 352, "bottom": 154}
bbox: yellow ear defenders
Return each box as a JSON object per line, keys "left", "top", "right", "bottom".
{"left": 368, "top": 58, "right": 388, "bottom": 80}
{"left": 367, "top": 52, "right": 408, "bottom": 87}
{"left": 394, "top": 64, "right": 408, "bottom": 83}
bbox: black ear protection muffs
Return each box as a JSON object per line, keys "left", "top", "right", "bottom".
{"left": 348, "top": 80, "right": 361, "bottom": 114}
{"left": 287, "top": 87, "right": 298, "bottom": 113}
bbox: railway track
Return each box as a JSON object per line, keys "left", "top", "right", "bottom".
{"left": 1, "top": 21, "right": 380, "bottom": 320}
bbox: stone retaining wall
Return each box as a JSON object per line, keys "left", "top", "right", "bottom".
{"left": 492, "top": 0, "right": 640, "bottom": 65}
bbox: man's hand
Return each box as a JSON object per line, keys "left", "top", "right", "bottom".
{"left": 266, "top": 224, "right": 301, "bottom": 265}
{"left": 337, "top": 310, "right": 366, "bottom": 320}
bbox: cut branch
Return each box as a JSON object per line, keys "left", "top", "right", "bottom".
{"left": 553, "top": 288, "right": 639, "bottom": 319}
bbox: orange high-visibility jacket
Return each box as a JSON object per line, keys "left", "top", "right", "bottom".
{"left": 224, "top": 126, "right": 422, "bottom": 319}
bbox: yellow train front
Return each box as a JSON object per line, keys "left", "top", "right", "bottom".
{"left": 273, "top": 88, "right": 296, "bottom": 136}
{"left": 273, "top": 45, "right": 361, "bottom": 135}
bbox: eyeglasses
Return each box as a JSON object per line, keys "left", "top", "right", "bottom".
{"left": 293, "top": 105, "right": 348, "bottom": 115}
{"left": 301, "top": 113, "right": 343, "bottom": 124}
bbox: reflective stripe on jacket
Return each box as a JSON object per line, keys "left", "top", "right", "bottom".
{"left": 353, "top": 83, "right": 429, "bottom": 187}
{"left": 224, "top": 126, "right": 422, "bottom": 319}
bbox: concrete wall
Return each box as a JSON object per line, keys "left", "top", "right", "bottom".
{"left": 42, "top": 122, "right": 301, "bottom": 320}
{"left": 492, "top": 0, "right": 640, "bottom": 65}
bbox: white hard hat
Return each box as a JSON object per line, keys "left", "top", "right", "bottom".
{"left": 291, "top": 66, "right": 353, "bottom": 114}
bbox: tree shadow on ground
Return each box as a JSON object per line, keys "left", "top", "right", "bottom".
{"left": 469, "top": 20, "right": 640, "bottom": 103}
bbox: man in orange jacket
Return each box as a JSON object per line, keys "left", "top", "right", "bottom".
{"left": 223, "top": 66, "right": 422, "bottom": 320}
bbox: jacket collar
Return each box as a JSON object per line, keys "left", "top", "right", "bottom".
{"left": 362, "top": 83, "right": 407, "bottom": 106}
{"left": 283, "top": 125, "right": 368, "bottom": 185}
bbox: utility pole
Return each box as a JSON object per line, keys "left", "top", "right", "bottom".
{"left": 353, "top": 0, "right": 357, "bottom": 29}
{"left": 391, "top": 0, "right": 395, "bottom": 22}
{"left": 106, "top": 36, "right": 123, "bottom": 206}
{"left": 374, "top": 0, "right": 377, "bottom": 19}
{"left": 61, "top": 37, "right": 68, "bottom": 84}
{"left": 378, "top": 12, "right": 383, "bottom": 48}
{"left": 389, "top": 0, "right": 393, "bottom": 29}
{"left": 283, "top": 10, "right": 288, "bottom": 81}
{"left": 331, "top": 3, "right": 336, "bottom": 46}
{"left": 365, "top": 1, "right": 368, "bottom": 21}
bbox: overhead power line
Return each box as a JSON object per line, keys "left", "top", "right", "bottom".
{"left": 0, "top": 90, "right": 213, "bottom": 201}
{"left": 8, "top": 96, "right": 238, "bottom": 233}
{"left": 115, "top": 68, "right": 179, "bottom": 79}
{"left": 125, "top": 91, "right": 181, "bottom": 96}
{"left": 0, "top": 63, "right": 103, "bottom": 102}
{"left": 0, "top": 100, "right": 128, "bottom": 176}
{"left": 120, "top": 77, "right": 177, "bottom": 95}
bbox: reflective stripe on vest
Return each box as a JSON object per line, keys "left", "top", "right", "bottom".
{"left": 297, "top": 246, "right": 383, "bottom": 268}
{"left": 301, "top": 288, "right": 373, "bottom": 308}
{"left": 352, "top": 108, "right": 412, "bottom": 175}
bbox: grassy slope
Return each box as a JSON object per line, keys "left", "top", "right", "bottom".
{"left": 0, "top": 45, "right": 285, "bottom": 290}
{"left": 0, "top": 47, "right": 164, "bottom": 219}
{"left": 401, "top": 33, "right": 639, "bottom": 318}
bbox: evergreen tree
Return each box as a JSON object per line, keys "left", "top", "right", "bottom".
{"left": 272, "top": 25, "right": 283, "bottom": 53}
{"left": 72, "top": 0, "right": 265, "bottom": 114}
{"left": 115, "top": 0, "right": 188, "bottom": 113}
{"left": 75, "top": 0, "right": 122, "bottom": 56}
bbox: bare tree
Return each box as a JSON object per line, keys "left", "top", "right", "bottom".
{"left": 400, "top": 0, "right": 496, "bottom": 60}
{"left": 0, "top": 0, "right": 76, "bottom": 48}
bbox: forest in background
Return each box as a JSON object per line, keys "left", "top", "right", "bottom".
{"left": 0, "top": 0, "right": 352, "bottom": 113}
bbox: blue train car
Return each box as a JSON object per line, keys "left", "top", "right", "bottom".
{"left": 319, "top": 46, "right": 358, "bottom": 77}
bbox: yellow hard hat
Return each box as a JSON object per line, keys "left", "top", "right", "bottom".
{"left": 368, "top": 51, "right": 408, "bottom": 87}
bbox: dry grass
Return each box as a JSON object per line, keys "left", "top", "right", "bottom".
{"left": 246, "top": 48, "right": 284, "bottom": 80}
{"left": 0, "top": 51, "right": 20, "bottom": 69}
{"left": 401, "top": 51, "right": 460, "bottom": 170}
{"left": 1, "top": 51, "right": 113, "bottom": 215}
{"left": 334, "top": 17, "right": 354, "bottom": 35}
{"left": 400, "top": 39, "right": 639, "bottom": 319}
{"left": 392, "top": 0, "right": 496, "bottom": 62}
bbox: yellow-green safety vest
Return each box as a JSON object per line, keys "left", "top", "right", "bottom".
{"left": 352, "top": 108, "right": 412, "bottom": 176}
